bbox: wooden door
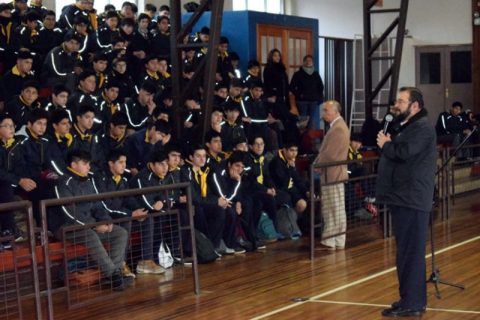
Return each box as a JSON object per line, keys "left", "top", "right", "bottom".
{"left": 415, "top": 45, "right": 473, "bottom": 123}
{"left": 257, "top": 24, "right": 312, "bottom": 80}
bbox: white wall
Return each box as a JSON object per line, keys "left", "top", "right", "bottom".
{"left": 289, "top": 0, "right": 472, "bottom": 89}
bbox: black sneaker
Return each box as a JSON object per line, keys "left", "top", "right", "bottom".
{"left": 255, "top": 239, "right": 266, "bottom": 250}
{"left": 101, "top": 270, "right": 124, "bottom": 291}
{"left": 1, "top": 230, "right": 14, "bottom": 249}
{"left": 233, "top": 246, "right": 246, "bottom": 254}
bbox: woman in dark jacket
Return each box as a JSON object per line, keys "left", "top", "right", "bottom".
{"left": 263, "top": 49, "right": 299, "bottom": 146}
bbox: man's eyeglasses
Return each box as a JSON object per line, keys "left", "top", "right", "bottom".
{"left": 0, "top": 125, "right": 15, "bottom": 129}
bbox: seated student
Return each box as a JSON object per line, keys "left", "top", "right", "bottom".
{"left": 125, "top": 119, "right": 171, "bottom": 176}
{"left": 6, "top": 80, "right": 42, "bottom": 134}
{"left": 98, "top": 79, "right": 121, "bottom": 129}
{"left": 181, "top": 98, "right": 202, "bottom": 146}
{"left": 205, "top": 130, "right": 228, "bottom": 173}
{"left": 99, "top": 111, "right": 128, "bottom": 156}
{"left": 181, "top": 144, "right": 227, "bottom": 255}
{"left": 137, "top": 55, "right": 162, "bottom": 92}
{"left": 19, "top": 109, "right": 57, "bottom": 224}
{"left": 48, "top": 109, "right": 74, "bottom": 176}
{"left": 210, "top": 151, "right": 248, "bottom": 254}
{"left": 243, "top": 80, "right": 281, "bottom": 152}
{"left": 223, "top": 78, "right": 245, "bottom": 116}
{"left": 346, "top": 133, "right": 377, "bottom": 220}
{"left": 71, "top": 104, "right": 104, "bottom": 174}
{"left": 130, "top": 150, "right": 168, "bottom": 274}
{"left": 67, "top": 70, "right": 104, "bottom": 133}
{"left": 36, "top": 10, "right": 64, "bottom": 59}
{"left": 92, "top": 53, "right": 109, "bottom": 95}
{"left": 41, "top": 31, "right": 82, "bottom": 89}
{"left": 151, "top": 16, "right": 170, "bottom": 60}
{"left": 51, "top": 149, "right": 129, "bottom": 291}
{"left": 245, "top": 135, "right": 280, "bottom": 234}
{"left": 243, "top": 59, "right": 261, "bottom": 91}
{"left": 0, "top": 50, "right": 35, "bottom": 105}
{"left": 44, "top": 84, "right": 72, "bottom": 121}
{"left": 210, "top": 106, "right": 224, "bottom": 134}
{"left": 213, "top": 82, "right": 228, "bottom": 108}
{"left": 0, "top": 113, "right": 28, "bottom": 244}
{"left": 109, "top": 57, "right": 136, "bottom": 103}
{"left": 95, "top": 10, "right": 120, "bottom": 50}
{"left": 269, "top": 140, "right": 308, "bottom": 216}
{"left": 220, "top": 100, "right": 246, "bottom": 153}
{"left": 13, "top": 11, "right": 41, "bottom": 53}
{"left": 123, "top": 81, "right": 157, "bottom": 134}
{"left": 94, "top": 149, "right": 147, "bottom": 279}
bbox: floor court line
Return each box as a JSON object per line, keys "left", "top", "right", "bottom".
{"left": 311, "top": 300, "right": 480, "bottom": 315}
{"left": 250, "top": 235, "right": 480, "bottom": 320}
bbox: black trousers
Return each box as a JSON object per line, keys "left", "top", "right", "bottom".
{"left": 194, "top": 204, "right": 226, "bottom": 248}
{"left": 390, "top": 205, "right": 430, "bottom": 310}
{"left": 0, "top": 180, "right": 16, "bottom": 232}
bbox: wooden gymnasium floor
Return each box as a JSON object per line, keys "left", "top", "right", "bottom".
{"left": 44, "top": 192, "right": 480, "bottom": 320}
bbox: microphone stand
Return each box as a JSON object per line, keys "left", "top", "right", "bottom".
{"left": 427, "top": 127, "right": 476, "bottom": 298}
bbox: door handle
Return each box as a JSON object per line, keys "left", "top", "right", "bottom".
{"left": 445, "top": 88, "right": 449, "bottom": 98}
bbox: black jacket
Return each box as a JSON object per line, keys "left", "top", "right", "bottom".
{"left": 19, "top": 129, "right": 52, "bottom": 181}
{"left": 210, "top": 167, "right": 243, "bottom": 203}
{"left": 36, "top": 27, "right": 64, "bottom": 57}
{"left": 71, "top": 124, "right": 104, "bottom": 174}
{"left": 50, "top": 170, "right": 111, "bottom": 233}
{"left": 180, "top": 163, "right": 218, "bottom": 207}
{"left": 41, "top": 44, "right": 82, "bottom": 86}
{"left": 244, "top": 152, "right": 275, "bottom": 194}
{"left": 376, "top": 108, "right": 437, "bottom": 212}
{"left": 0, "top": 66, "right": 35, "bottom": 103}
{"left": 130, "top": 166, "right": 168, "bottom": 211}
{"left": 0, "top": 136, "right": 26, "bottom": 186}
{"left": 263, "top": 62, "right": 289, "bottom": 104}
{"left": 5, "top": 96, "right": 42, "bottom": 131}
{"left": 123, "top": 97, "right": 152, "bottom": 131}
{"left": 289, "top": 67, "right": 324, "bottom": 102}
{"left": 47, "top": 132, "right": 74, "bottom": 177}
{"left": 94, "top": 171, "right": 137, "bottom": 218}
{"left": 220, "top": 120, "right": 246, "bottom": 152}
{"left": 435, "top": 111, "right": 470, "bottom": 136}
{"left": 269, "top": 150, "right": 307, "bottom": 196}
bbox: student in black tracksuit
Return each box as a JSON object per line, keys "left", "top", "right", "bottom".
{"left": 205, "top": 130, "right": 228, "bottom": 174}
{"left": 41, "top": 31, "right": 82, "bottom": 89}
{"left": 99, "top": 111, "right": 128, "bottom": 157}
{"left": 67, "top": 70, "right": 104, "bottom": 134}
{"left": 220, "top": 100, "right": 246, "bottom": 153}
{"left": 180, "top": 145, "right": 227, "bottom": 255}
{"left": 71, "top": 104, "right": 104, "bottom": 174}
{"left": 124, "top": 119, "right": 171, "bottom": 176}
{"left": 123, "top": 81, "right": 157, "bottom": 133}
{"left": 0, "top": 50, "right": 35, "bottom": 105}
{"left": 129, "top": 150, "right": 168, "bottom": 274}
{"left": 209, "top": 151, "right": 247, "bottom": 254}
{"left": 18, "top": 109, "right": 57, "bottom": 224}
{"left": 5, "top": 80, "right": 42, "bottom": 133}
{"left": 97, "top": 79, "right": 121, "bottom": 132}
{"left": 43, "top": 84, "right": 72, "bottom": 122}
{"left": 0, "top": 113, "right": 29, "bottom": 240}
{"left": 245, "top": 135, "right": 282, "bottom": 229}
{"left": 48, "top": 109, "right": 74, "bottom": 177}
{"left": 94, "top": 149, "right": 145, "bottom": 279}
{"left": 51, "top": 150, "right": 128, "bottom": 290}
{"left": 269, "top": 141, "right": 308, "bottom": 215}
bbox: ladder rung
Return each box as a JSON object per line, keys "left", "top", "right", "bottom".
{"left": 370, "top": 56, "right": 395, "bottom": 60}
{"left": 370, "top": 9, "right": 401, "bottom": 14}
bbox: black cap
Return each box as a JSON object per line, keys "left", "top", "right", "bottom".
{"left": 200, "top": 26, "right": 210, "bottom": 35}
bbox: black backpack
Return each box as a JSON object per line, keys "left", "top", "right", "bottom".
{"left": 195, "top": 229, "right": 218, "bottom": 264}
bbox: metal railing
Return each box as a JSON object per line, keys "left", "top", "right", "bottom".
{"left": 39, "top": 182, "right": 198, "bottom": 320}
{"left": 0, "top": 201, "right": 42, "bottom": 320}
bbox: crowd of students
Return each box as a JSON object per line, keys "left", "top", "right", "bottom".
{"left": 0, "top": 1, "right": 315, "bottom": 291}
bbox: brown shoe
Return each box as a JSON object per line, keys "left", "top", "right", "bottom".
{"left": 136, "top": 260, "right": 166, "bottom": 274}
{"left": 122, "top": 261, "right": 136, "bottom": 279}
{"left": 316, "top": 244, "right": 336, "bottom": 251}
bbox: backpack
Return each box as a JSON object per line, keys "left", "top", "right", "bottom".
{"left": 257, "top": 212, "right": 278, "bottom": 242}
{"left": 194, "top": 229, "right": 218, "bottom": 264}
{"left": 276, "top": 206, "right": 302, "bottom": 240}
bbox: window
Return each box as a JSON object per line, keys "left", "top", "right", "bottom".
{"left": 232, "top": 0, "right": 284, "bottom": 14}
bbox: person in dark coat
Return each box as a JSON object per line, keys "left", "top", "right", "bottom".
{"left": 289, "top": 54, "right": 324, "bottom": 130}
{"left": 0, "top": 50, "right": 35, "bottom": 105}
{"left": 376, "top": 87, "right": 436, "bottom": 318}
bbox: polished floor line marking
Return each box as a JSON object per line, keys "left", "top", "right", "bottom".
{"left": 310, "top": 300, "right": 480, "bottom": 315}
{"left": 250, "top": 235, "right": 480, "bottom": 320}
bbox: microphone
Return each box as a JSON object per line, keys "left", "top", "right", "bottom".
{"left": 383, "top": 114, "right": 394, "bottom": 134}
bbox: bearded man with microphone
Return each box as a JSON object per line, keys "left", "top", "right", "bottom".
{"left": 376, "top": 87, "right": 437, "bottom": 317}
